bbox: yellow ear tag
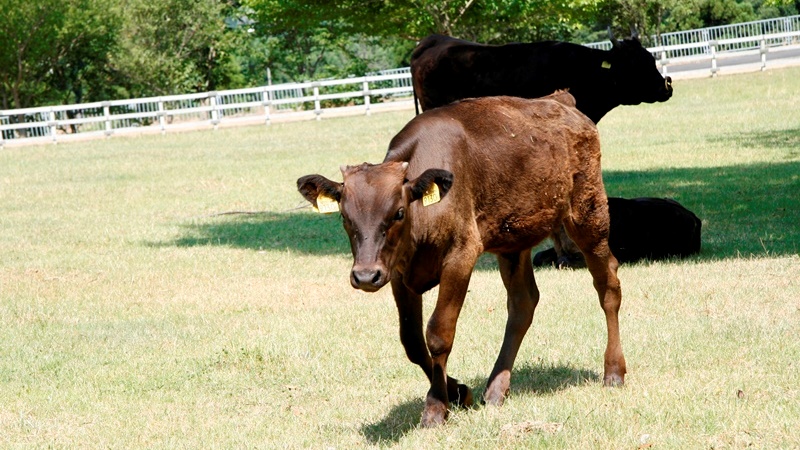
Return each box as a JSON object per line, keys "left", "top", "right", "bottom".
{"left": 601, "top": 61, "right": 611, "bottom": 69}
{"left": 422, "top": 183, "right": 441, "bottom": 207}
{"left": 314, "top": 193, "right": 340, "bottom": 214}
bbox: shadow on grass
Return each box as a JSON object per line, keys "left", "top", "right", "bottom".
{"left": 603, "top": 160, "right": 799, "bottom": 259}
{"left": 360, "top": 398, "right": 425, "bottom": 444}
{"left": 167, "top": 210, "right": 349, "bottom": 255}
{"left": 164, "top": 160, "right": 799, "bottom": 260}
{"left": 359, "top": 362, "right": 597, "bottom": 444}
{"left": 496, "top": 361, "right": 600, "bottom": 396}
{"left": 712, "top": 128, "right": 800, "bottom": 153}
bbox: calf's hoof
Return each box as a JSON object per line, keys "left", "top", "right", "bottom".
{"left": 603, "top": 373, "right": 625, "bottom": 387}
{"left": 450, "top": 382, "right": 474, "bottom": 408}
{"left": 420, "top": 396, "right": 448, "bottom": 428}
{"left": 483, "top": 370, "right": 511, "bottom": 406}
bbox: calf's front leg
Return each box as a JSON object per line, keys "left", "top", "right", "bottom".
{"left": 420, "top": 258, "right": 475, "bottom": 427}
{"left": 390, "top": 273, "right": 473, "bottom": 414}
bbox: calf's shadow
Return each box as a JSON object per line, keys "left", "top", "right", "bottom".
{"left": 360, "top": 362, "right": 598, "bottom": 444}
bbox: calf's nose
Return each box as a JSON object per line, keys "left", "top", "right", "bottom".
{"left": 351, "top": 267, "right": 383, "bottom": 291}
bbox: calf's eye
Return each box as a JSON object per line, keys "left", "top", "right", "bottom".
{"left": 394, "top": 208, "right": 405, "bottom": 221}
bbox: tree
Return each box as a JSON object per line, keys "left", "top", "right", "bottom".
{"left": 595, "top": 0, "right": 762, "bottom": 45}
{"left": 245, "top": 0, "right": 602, "bottom": 43}
{"left": 241, "top": 0, "right": 603, "bottom": 82}
{"left": 0, "top": 0, "right": 116, "bottom": 110}
{"left": 50, "top": 0, "right": 121, "bottom": 105}
{"left": 111, "top": 0, "right": 245, "bottom": 97}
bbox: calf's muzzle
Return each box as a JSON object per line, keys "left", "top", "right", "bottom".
{"left": 351, "top": 265, "right": 388, "bottom": 292}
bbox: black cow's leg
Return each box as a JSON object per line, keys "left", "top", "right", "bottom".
{"left": 564, "top": 222, "right": 626, "bottom": 386}
{"left": 420, "top": 254, "right": 476, "bottom": 427}
{"left": 390, "top": 272, "right": 473, "bottom": 411}
{"left": 484, "top": 249, "right": 539, "bottom": 405}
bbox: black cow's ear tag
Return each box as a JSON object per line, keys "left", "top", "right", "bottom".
{"left": 422, "top": 183, "right": 441, "bottom": 207}
{"left": 601, "top": 61, "right": 611, "bottom": 69}
{"left": 315, "top": 193, "right": 340, "bottom": 213}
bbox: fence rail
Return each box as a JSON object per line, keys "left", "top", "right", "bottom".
{"left": 585, "top": 14, "right": 800, "bottom": 56}
{"left": 0, "top": 72, "right": 413, "bottom": 146}
{"left": 3, "top": 15, "right": 800, "bottom": 147}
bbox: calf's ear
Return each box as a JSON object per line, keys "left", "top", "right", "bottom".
{"left": 407, "top": 169, "right": 454, "bottom": 204}
{"left": 297, "top": 174, "right": 343, "bottom": 208}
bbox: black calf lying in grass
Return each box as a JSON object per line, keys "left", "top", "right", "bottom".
{"left": 534, "top": 197, "right": 702, "bottom": 268}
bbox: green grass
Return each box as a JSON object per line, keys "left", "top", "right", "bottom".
{"left": 1, "top": 67, "right": 799, "bottom": 448}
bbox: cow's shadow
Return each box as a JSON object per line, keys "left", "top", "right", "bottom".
{"left": 359, "top": 362, "right": 598, "bottom": 444}
{"left": 163, "top": 159, "right": 800, "bottom": 262}
{"left": 164, "top": 210, "right": 349, "bottom": 255}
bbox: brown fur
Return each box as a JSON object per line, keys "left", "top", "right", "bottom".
{"left": 297, "top": 93, "right": 626, "bottom": 427}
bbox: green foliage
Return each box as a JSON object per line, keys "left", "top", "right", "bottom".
{"left": 0, "top": 0, "right": 117, "bottom": 109}
{"left": 50, "top": 0, "right": 121, "bottom": 104}
{"left": 241, "top": 0, "right": 415, "bottom": 83}
{"left": 595, "top": 0, "right": 793, "bottom": 44}
{"left": 244, "top": 0, "right": 602, "bottom": 44}
{"left": 112, "top": 0, "right": 245, "bottom": 97}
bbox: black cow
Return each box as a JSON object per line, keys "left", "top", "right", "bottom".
{"left": 534, "top": 197, "right": 702, "bottom": 268}
{"left": 411, "top": 33, "right": 672, "bottom": 123}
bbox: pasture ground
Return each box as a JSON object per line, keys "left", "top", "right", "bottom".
{"left": 1, "top": 67, "right": 799, "bottom": 448}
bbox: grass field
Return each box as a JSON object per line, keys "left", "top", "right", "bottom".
{"left": 1, "top": 66, "right": 799, "bottom": 448}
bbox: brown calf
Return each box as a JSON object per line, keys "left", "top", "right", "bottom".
{"left": 297, "top": 92, "right": 625, "bottom": 427}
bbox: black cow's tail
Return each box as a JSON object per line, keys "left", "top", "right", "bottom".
{"left": 409, "top": 35, "right": 443, "bottom": 116}
{"left": 413, "top": 82, "right": 420, "bottom": 116}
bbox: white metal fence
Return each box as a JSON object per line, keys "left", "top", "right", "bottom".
{"left": 2, "top": 15, "right": 799, "bottom": 147}
{"left": 1, "top": 72, "right": 413, "bottom": 146}
{"left": 585, "top": 14, "right": 800, "bottom": 57}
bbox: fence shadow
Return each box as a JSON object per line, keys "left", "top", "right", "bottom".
{"left": 163, "top": 160, "right": 799, "bottom": 261}
{"left": 359, "top": 362, "right": 597, "bottom": 444}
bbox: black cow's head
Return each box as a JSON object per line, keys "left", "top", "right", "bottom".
{"left": 606, "top": 35, "right": 673, "bottom": 105}
{"left": 297, "top": 162, "right": 453, "bottom": 292}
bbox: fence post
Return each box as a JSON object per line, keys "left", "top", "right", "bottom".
{"left": 709, "top": 40, "right": 719, "bottom": 77}
{"left": 262, "top": 86, "right": 271, "bottom": 126}
{"left": 48, "top": 108, "right": 58, "bottom": 144}
{"left": 158, "top": 98, "right": 166, "bottom": 135}
{"left": 363, "top": 78, "right": 371, "bottom": 116}
{"left": 313, "top": 83, "right": 321, "bottom": 120}
{"left": 209, "top": 92, "right": 220, "bottom": 130}
{"left": 103, "top": 102, "right": 112, "bottom": 137}
{"left": 659, "top": 51, "right": 669, "bottom": 76}
{"left": 760, "top": 37, "right": 768, "bottom": 71}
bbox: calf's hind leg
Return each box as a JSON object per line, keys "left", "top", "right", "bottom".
{"left": 484, "top": 249, "right": 539, "bottom": 405}
{"left": 564, "top": 218, "right": 626, "bottom": 386}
